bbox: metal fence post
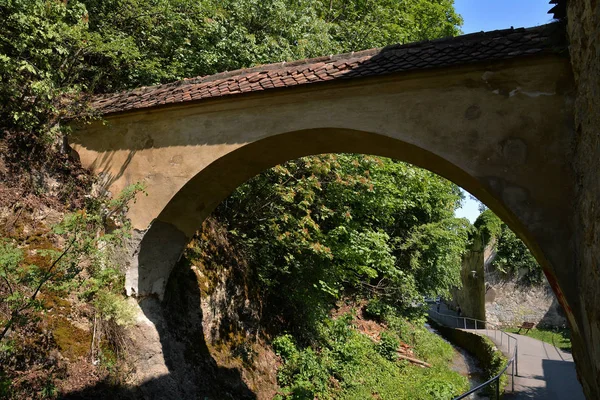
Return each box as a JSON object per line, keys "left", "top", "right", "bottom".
{"left": 496, "top": 377, "right": 500, "bottom": 400}
{"left": 464, "top": 318, "right": 467, "bottom": 329}
{"left": 515, "top": 342, "right": 519, "bottom": 376}
{"left": 512, "top": 359, "right": 515, "bottom": 392}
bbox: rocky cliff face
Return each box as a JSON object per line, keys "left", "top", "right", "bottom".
{"left": 123, "top": 218, "right": 278, "bottom": 399}
{"left": 567, "top": 1, "right": 600, "bottom": 398}
{"left": 484, "top": 240, "right": 567, "bottom": 329}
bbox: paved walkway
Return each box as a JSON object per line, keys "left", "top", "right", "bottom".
{"left": 474, "top": 329, "right": 584, "bottom": 399}
{"left": 429, "top": 304, "right": 585, "bottom": 399}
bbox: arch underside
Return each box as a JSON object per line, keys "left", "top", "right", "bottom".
{"left": 141, "top": 126, "right": 571, "bottom": 308}
{"left": 70, "top": 55, "right": 577, "bottom": 333}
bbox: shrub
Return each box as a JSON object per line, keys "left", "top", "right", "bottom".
{"left": 93, "top": 290, "right": 136, "bottom": 327}
{"left": 364, "top": 297, "right": 394, "bottom": 321}
{"left": 273, "top": 334, "right": 298, "bottom": 362}
{"left": 377, "top": 331, "right": 400, "bottom": 362}
{"left": 274, "top": 315, "right": 468, "bottom": 399}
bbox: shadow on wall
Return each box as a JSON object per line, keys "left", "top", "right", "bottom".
{"left": 60, "top": 262, "right": 257, "bottom": 400}
{"left": 538, "top": 295, "right": 568, "bottom": 328}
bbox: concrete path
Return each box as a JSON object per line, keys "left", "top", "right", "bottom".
{"left": 429, "top": 304, "right": 585, "bottom": 399}
{"left": 473, "top": 330, "right": 585, "bottom": 399}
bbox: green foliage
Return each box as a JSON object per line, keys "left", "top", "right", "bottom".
{"left": 40, "top": 379, "right": 57, "bottom": 398}
{"left": 93, "top": 290, "right": 136, "bottom": 327}
{"left": 481, "top": 335, "right": 506, "bottom": 378}
{"left": 273, "top": 314, "right": 468, "bottom": 399}
{"left": 386, "top": 316, "right": 453, "bottom": 364}
{"left": 472, "top": 209, "right": 542, "bottom": 284}
{"left": 479, "top": 336, "right": 508, "bottom": 396}
{"left": 216, "top": 155, "right": 468, "bottom": 338}
{"left": 473, "top": 209, "right": 502, "bottom": 246}
{"left": 0, "top": 183, "right": 143, "bottom": 343}
{"left": 0, "top": 370, "right": 10, "bottom": 398}
{"left": 1, "top": 0, "right": 462, "bottom": 172}
{"left": 82, "top": 0, "right": 462, "bottom": 87}
{"left": 377, "top": 331, "right": 400, "bottom": 362}
{"left": 273, "top": 334, "right": 298, "bottom": 362}
{"left": 364, "top": 297, "right": 394, "bottom": 321}
{"left": 493, "top": 224, "right": 543, "bottom": 284}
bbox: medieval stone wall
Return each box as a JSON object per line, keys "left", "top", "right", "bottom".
{"left": 452, "top": 234, "right": 486, "bottom": 321}
{"left": 567, "top": 1, "right": 600, "bottom": 398}
{"left": 484, "top": 281, "right": 567, "bottom": 328}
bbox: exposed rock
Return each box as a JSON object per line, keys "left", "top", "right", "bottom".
{"left": 121, "top": 219, "right": 278, "bottom": 399}
{"left": 126, "top": 299, "right": 172, "bottom": 388}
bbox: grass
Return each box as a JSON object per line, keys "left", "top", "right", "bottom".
{"left": 505, "top": 326, "right": 572, "bottom": 352}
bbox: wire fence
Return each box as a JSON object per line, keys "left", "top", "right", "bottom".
{"left": 428, "top": 310, "right": 518, "bottom": 399}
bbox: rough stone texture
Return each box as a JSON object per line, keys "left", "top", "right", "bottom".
{"left": 567, "top": 1, "right": 600, "bottom": 398}
{"left": 484, "top": 281, "right": 568, "bottom": 328}
{"left": 91, "top": 23, "right": 565, "bottom": 116}
{"left": 483, "top": 238, "right": 568, "bottom": 329}
{"left": 452, "top": 234, "right": 486, "bottom": 321}
{"left": 122, "top": 242, "right": 277, "bottom": 399}
{"left": 124, "top": 221, "right": 187, "bottom": 299}
{"left": 125, "top": 299, "right": 176, "bottom": 397}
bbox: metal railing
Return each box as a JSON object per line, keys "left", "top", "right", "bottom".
{"left": 428, "top": 310, "right": 518, "bottom": 399}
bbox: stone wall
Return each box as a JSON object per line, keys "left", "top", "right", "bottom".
{"left": 429, "top": 320, "right": 507, "bottom": 392}
{"left": 123, "top": 219, "right": 278, "bottom": 399}
{"left": 452, "top": 234, "right": 487, "bottom": 321}
{"left": 484, "top": 281, "right": 567, "bottom": 328}
{"left": 567, "top": 1, "right": 600, "bottom": 398}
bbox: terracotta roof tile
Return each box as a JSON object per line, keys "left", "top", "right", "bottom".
{"left": 91, "top": 23, "right": 566, "bottom": 115}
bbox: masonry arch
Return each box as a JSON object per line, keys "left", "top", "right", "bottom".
{"left": 70, "top": 52, "right": 576, "bottom": 334}
{"left": 123, "top": 123, "right": 569, "bottom": 319}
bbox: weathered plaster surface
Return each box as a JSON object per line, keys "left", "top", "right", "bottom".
{"left": 72, "top": 56, "right": 574, "bottom": 303}
{"left": 567, "top": 1, "right": 600, "bottom": 398}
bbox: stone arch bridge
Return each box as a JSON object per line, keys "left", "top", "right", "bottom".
{"left": 71, "top": 23, "right": 598, "bottom": 397}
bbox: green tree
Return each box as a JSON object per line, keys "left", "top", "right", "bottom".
{"left": 215, "top": 155, "right": 469, "bottom": 336}
{"left": 1, "top": 0, "right": 462, "bottom": 152}
{"left": 493, "top": 225, "right": 543, "bottom": 284}
{"left": 473, "top": 210, "right": 543, "bottom": 284}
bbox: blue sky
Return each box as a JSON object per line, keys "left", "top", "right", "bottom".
{"left": 454, "top": 0, "right": 555, "bottom": 34}
{"left": 452, "top": 0, "right": 553, "bottom": 223}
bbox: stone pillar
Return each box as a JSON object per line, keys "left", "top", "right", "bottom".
{"left": 453, "top": 233, "right": 487, "bottom": 321}
{"left": 125, "top": 220, "right": 189, "bottom": 300}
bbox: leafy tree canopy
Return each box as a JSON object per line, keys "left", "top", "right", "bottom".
{"left": 492, "top": 224, "right": 543, "bottom": 284}
{"left": 473, "top": 210, "right": 543, "bottom": 285}
{"left": 215, "top": 154, "right": 470, "bottom": 336}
